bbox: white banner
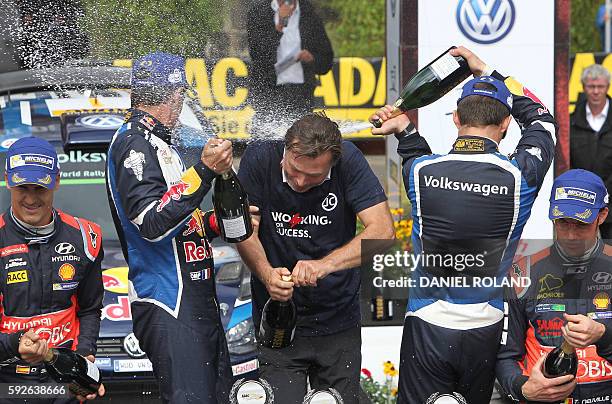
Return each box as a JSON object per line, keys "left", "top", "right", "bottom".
{"left": 417, "top": 0, "right": 555, "bottom": 238}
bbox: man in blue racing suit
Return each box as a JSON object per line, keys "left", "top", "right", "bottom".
{"left": 371, "top": 46, "right": 558, "bottom": 403}
{"left": 106, "top": 52, "right": 234, "bottom": 403}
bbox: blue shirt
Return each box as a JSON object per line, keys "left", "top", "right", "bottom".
{"left": 238, "top": 140, "right": 387, "bottom": 336}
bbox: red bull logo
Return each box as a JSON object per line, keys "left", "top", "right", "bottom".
{"left": 183, "top": 214, "right": 203, "bottom": 237}
{"left": 103, "top": 274, "right": 120, "bottom": 288}
{"left": 102, "top": 296, "right": 132, "bottom": 321}
{"left": 157, "top": 182, "right": 189, "bottom": 212}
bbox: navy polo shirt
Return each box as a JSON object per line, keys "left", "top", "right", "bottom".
{"left": 238, "top": 140, "right": 387, "bottom": 336}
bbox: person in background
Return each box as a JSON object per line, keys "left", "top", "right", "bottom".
{"left": 570, "top": 64, "right": 612, "bottom": 242}
{"left": 246, "top": 0, "right": 333, "bottom": 135}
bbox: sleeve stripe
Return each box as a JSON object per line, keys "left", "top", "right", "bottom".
{"left": 530, "top": 120, "right": 557, "bottom": 145}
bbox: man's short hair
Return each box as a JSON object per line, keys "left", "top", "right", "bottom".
{"left": 457, "top": 82, "right": 511, "bottom": 127}
{"left": 284, "top": 112, "right": 342, "bottom": 164}
{"left": 131, "top": 86, "right": 180, "bottom": 108}
{"left": 581, "top": 64, "right": 611, "bottom": 84}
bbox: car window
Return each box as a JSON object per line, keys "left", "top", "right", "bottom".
{"left": 0, "top": 89, "right": 215, "bottom": 242}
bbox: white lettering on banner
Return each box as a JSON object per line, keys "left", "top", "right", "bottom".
{"left": 5, "top": 260, "right": 26, "bottom": 269}
{"left": 3, "top": 317, "right": 52, "bottom": 331}
{"left": 423, "top": 175, "right": 509, "bottom": 197}
{"left": 57, "top": 151, "right": 107, "bottom": 164}
{"left": 183, "top": 240, "right": 212, "bottom": 263}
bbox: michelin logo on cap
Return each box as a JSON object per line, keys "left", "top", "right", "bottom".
{"left": 554, "top": 187, "right": 597, "bottom": 205}
{"left": 9, "top": 154, "right": 55, "bottom": 170}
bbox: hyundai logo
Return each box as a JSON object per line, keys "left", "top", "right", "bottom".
{"left": 123, "top": 333, "right": 147, "bottom": 358}
{"left": 55, "top": 242, "right": 75, "bottom": 255}
{"left": 456, "top": 0, "right": 515, "bottom": 44}
{"left": 593, "top": 272, "right": 612, "bottom": 284}
{"left": 76, "top": 114, "right": 124, "bottom": 129}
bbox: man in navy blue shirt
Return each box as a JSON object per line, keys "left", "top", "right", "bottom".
{"left": 237, "top": 113, "right": 394, "bottom": 403}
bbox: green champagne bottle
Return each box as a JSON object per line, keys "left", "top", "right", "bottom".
{"left": 372, "top": 46, "right": 471, "bottom": 128}
{"left": 213, "top": 168, "right": 253, "bottom": 243}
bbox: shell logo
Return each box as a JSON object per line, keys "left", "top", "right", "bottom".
{"left": 593, "top": 292, "right": 610, "bottom": 310}
{"left": 102, "top": 267, "right": 129, "bottom": 294}
{"left": 58, "top": 264, "right": 75, "bottom": 281}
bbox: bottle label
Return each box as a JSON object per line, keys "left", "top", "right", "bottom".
{"left": 85, "top": 359, "right": 100, "bottom": 382}
{"left": 430, "top": 53, "right": 461, "bottom": 81}
{"left": 222, "top": 216, "right": 247, "bottom": 238}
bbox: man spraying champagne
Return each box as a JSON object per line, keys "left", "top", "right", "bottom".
{"left": 371, "top": 46, "right": 558, "bottom": 403}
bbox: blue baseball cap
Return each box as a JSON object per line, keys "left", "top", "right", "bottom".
{"left": 5, "top": 137, "right": 60, "bottom": 189}
{"left": 457, "top": 76, "right": 513, "bottom": 111}
{"left": 549, "top": 169, "right": 609, "bottom": 223}
{"left": 131, "top": 52, "right": 187, "bottom": 89}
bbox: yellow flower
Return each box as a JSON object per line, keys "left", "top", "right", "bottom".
{"left": 391, "top": 388, "right": 398, "bottom": 396}
{"left": 383, "top": 361, "right": 398, "bottom": 377}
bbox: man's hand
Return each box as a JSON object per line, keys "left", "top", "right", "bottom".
{"left": 292, "top": 259, "right": 329, "bottom": 287}
{"left": 264, "top": 267, "right": 294, "bottom": 301}
{"left": 562, "top": 313, "right": 606, "bottom": 348}
{"left": 201, "top": 138, "right": 233, "bottom": 174}
{"left": 521, "top": 354, "right": 576, "bottom": 402}
{"left": 296, "top": 50, "right": 314, "bottom": 63}
{"left": 370, "top": 105, "right": 411, "bottom": 135}
{"left": 449, "top": 46, "right": 487, "bottom": 77}
{"left": 75, "top": 356, "right": 105, "bottom": 401}
{"left": 249, "top": 206, "right": 261, "bottom": 234}
{"left": 18, "top": 330, "right": 48, "bottom": 364}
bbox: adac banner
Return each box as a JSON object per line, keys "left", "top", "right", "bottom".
{"left": 114, "top": 57, "right": 386, "bottom": 139}
{"left": 570, "top": 52, "right": 612, "bottom": 114}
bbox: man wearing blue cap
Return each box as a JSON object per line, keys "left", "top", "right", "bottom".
{"left": 371, "top": 46, "right": 558, "bottom": 402}
{"left": 0, "top": 136, "right": 105, "bottom": 402}
{"left": 497, "top": 169, "right": 612, "bottom": 403}
{"left": 106, "top": 52, "right": 234, "bottom": 403}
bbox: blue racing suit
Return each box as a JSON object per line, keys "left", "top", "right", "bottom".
{"left": 106, "top": 109, "right": 231, "bottom": 404}
{"left": 397, "top": 70, "right": 558, "bottom": 403}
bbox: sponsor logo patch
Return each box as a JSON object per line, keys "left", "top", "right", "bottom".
{"left": 53, "top": 282, "right": 79, "bottom": 291}
{"left": 9, "top": 154, "right": 55, "bottom": 170}
{"left": 453, "top": 138, "right": 485, "bottom": 152}
{"left": 588, "top": 311, "right": 612, "bottom": 320}
{"left": 593, "top": 292, "right": 610, "bottom": 310}
{"left": 555, "top": 187, "right": 597, "bottom": 205}
{"left": 535, "top": 304, "right": 566, "bottom": 313}
{"left": 58, "top": 264, "right": 76, "bottom": 281}
{"left": 7, "top": 270, "right": 28, "bottom": 284}
{"left": 123, "top": 149, "right": 146, "bottom": 181}
{"left": 0, "top": 244, "right": 28, "bottom": 257}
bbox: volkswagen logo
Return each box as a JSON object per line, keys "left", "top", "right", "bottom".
{"left": 76, "top": 114, "right": 124, "bottom": 129}
{"left": 123, "top": 333, "right": 146, "bottom": 358}
{"left": 456, "top": 0, "right": 515, "bottom": 44}
{"left": 55, "top": 242, "right": 75, "bottom": 255}
{"left": 593, "top": 272, "right": 612, "bottom": 284}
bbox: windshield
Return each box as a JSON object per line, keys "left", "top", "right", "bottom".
{"left": 0, "top": 88, "right": 214, "bottom": 241}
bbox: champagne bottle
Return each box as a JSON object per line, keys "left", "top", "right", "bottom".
{"left": 543, "top": 340, "right": 578, "bottom": 378}
{"left": 372, "top": 46, "right": 471, "bottom": 128}
{"left": 213, "top": 168, "right": 253, "bottom": 243}
{"left": 259, "top": 276, "right": 297, "bottom": 349}
{"left": 43, "top": 348, "right": 101, "bottom": 396}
